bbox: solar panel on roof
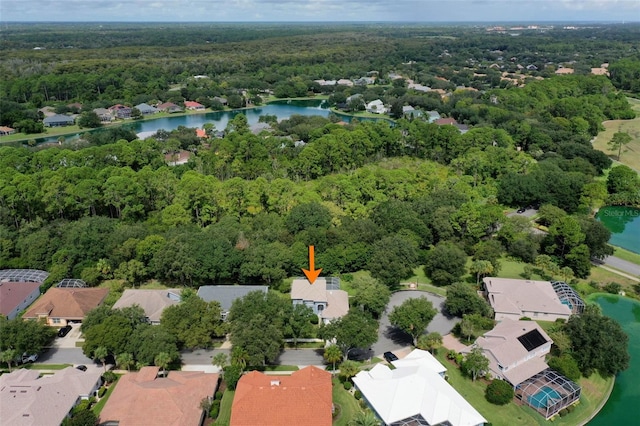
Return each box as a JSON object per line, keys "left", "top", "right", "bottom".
{"left": 518, "top": 329, "right": 547, "bottom": 352}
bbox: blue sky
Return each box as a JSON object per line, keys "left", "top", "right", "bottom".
{"left": 2, "top": 0, "right": 639, "bottom": 22}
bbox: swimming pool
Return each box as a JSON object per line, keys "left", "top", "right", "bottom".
{"left": 528, "top": 386, "right": 562, "bottom": 408}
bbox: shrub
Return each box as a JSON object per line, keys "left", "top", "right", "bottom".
{"left": 215, "top": 391, "right": 224, "bottom": 400}
{"left": 354, "top": 390, "right": 362, "bottom": 400}
{"left": 559, "top": 408, "right": 568, "bottom": 417}
{"left": 98, "top": 386, "right": 107, "bottom": 398}
{"left": 566, "top": 403, "right": 576, "bottom": 413}
{"left": 604, "top": 282, "right": 621, "bottom": 294}
{"left": 103, "top": 371, "right": 117, "bottom": 384}
{"left": 343, "top": 381, "right": 352, "bottom": 390}
{"left": 548, "top": 354, "right": 581, "bottom": 381}
{"left": 485, "top": 380, "right": 514, "bottom": 405}
{"left": 209, "top": 400, "right": 221, "bottom": 419}
{"left": 446, "top": 349, "right": 457, "bottom": 360}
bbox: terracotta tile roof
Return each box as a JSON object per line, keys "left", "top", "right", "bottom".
{"left": 0, "top": 281, "right": 40, "bottom": 317}
{"left": 434, "top": 117, "right": 458, "bottom": 125}
{"left": 231, "top": 366, "right": 332, "bottom": 426}
{"left": 99, "top": 367, "right": 218, "bottom": 426}
{"left": 22, "top": 287, "right": 108, "bottom": 321}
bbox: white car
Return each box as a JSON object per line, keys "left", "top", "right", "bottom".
{"left": 22, "top": 353, "right": 38, "bottom": 363}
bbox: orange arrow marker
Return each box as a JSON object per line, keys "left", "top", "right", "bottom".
{"left": 302, "top": 245, "right": 322, "bottom": 284}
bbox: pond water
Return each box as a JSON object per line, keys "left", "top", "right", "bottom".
{"left": 589, "top": 295, "right": 640, "bottom": 425}
{"left": 596, "top": 206, "right": 640, "bottom": 254}
{"left": 32, "top": 100, "right": 389, "bottom": 145}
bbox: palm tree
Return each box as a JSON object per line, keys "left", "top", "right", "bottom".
{"left": 212, "top": 353, "right": 228, "bottom": 375}
{"left": 416, "top": 332, "right": 443, "bottom": 354}
{"left": 94, "top": 346, "right": 108, "bottom": 373}
{"left": 0, "top": 349, "right": 18, "bottom": 372}
{"left": 230, "top": 347, "right": 248, "bottom": 371}
{"left": 470, "top": 260, "right": 493, "bottom": 285}
{"left": 116, "top": 352, "right": 134, "bottom": 372}
{"left": 154, "top": 352, "right": 172, "bottom": 377}
{"left": 349, "top": 410, "right": 380, "bottom": 426}
{"left": 323, "top": 345, "right": 342, "bottom": 374}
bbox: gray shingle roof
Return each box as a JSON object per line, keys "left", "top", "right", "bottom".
{"left": 196, "top": 285, "right": 268, "bottom": 312}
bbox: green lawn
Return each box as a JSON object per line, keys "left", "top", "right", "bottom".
{"left": 332, "top": 378, "right": 362, "bottom": 426}
{"left": 434, "top": 352, "right": 613, "bottom": 426}
{"left": 24, "top": 363, "right": 72, "bottom": 370}
{"left": 214, "top": 390, "right": 235, "bottom": 426}
{"left": 92, "top": 376, "right": 121, "bottom": 416}
{"left": 613, "top": 247, "right": 640, "bottom": 265}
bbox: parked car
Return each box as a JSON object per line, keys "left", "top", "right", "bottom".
{"left": 516, "top": 207, "right": 526, "bottom": 214}
{"left": 22, "top": 353, "right": 38, "bottom": 363}
{"left": 58, "top": 325, "right": 72, "bottom": 337}
{"left": 383, "top": 351, "right": 398, "bottom": 363}
{"left": 75, "top": 365, "right": 87, "bottom": 371}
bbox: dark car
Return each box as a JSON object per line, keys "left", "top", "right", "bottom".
{"left": 383, "top": 351, "right": 399, "bottom": 363}
{"left": 516, "top": 207, "right": 526, "bottom": 214}
{"left": 58, "top": 325, "right": 72, "bottom": 337}
{"left": 75, "top": 365, "right": 87, "bottom": 371}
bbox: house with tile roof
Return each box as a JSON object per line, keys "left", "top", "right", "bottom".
{"left": 164, "top": 149, "right": 193, "bottom": 166}
{"left": 184, "top": 101, "right": 205, "bottom": 110}
{"left": 157, "top": 102, "right": 183, "bottom": 113}
{"left": 197, "top": 285, "right": 268, "bottom": 320}
{"left": 0, "top": 126, "right": 16, "bottom": 136}
{"left": 353, "top": 351, "right": 487, "bottom": 426}
{"left": 0, "top": 281, "right": 40, "bottom": 320}
{"left": 469, "top": 319, "right": 552, "bottom": 386}
{"left": 111, "top": 289, "right": 181, "bottom": 324}
{"left": 22, "top": 287, "right": 109, "bottom": 326}
{"left": 291, "top": 277, "right": 349, "bottom": 324}
{"left": 99, "top": 366, "right": 218, "bottom": 426}
{"left": 481, "top": 277, "right": 572, "bottom": 321}
{"left": 43, "top": 114, "right": 75, "bottom": 127}
{"left": 92, "top": 108, "right": 113, "bottom": 122}
{"left": 0, "top": 367, "right": 103, "bottom": 426}
{"left": 230, "top": 366, "right": 332, "bottom": 426}
{"left": 109, "top": 104, "right": 132, "bottom": 119}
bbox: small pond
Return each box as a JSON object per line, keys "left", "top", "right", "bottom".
{"left": 596, "top": 206, "right": 640, "bottom": 254}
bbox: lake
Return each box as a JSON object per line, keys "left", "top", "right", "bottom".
{"left": 589, "top": 295, "right": 640, "bottom": 425}
{"left": 596, "top": 206, "right": 640, "bottom": 254}
{"left": 32, "top": 100, "right": 389, "bottom": 145}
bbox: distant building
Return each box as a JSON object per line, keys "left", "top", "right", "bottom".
{"left": 22, "top": 287, "right": 109, "bottom": 326}
{"left": 184, "top": 101, "right": 205, "bottom": 110}
{"left": 0, "top": 281, "right": 41, "bottom": 320}
{"left": 109, "top": 104, "right": 132, "bottom": 119}
{"left": 197, "top": 285, "right": 268, "bottom": 320}
{"left": 366, "top": 99, "right": 386, "bottom": 114}
{"left": 92, "top": 108, "right": 113, "bottom": 122}
{"left": 156, "top": 102, "right": 183, "bottom": 113}
{"left": 134, "top": 103, "right": 159, "bottom": 115}
{"left": 43, "top": 114, "right": 74, "bottom": 127}
{"left": 0, "top": 126, "right": 16, "bottom": 135}
{"left": 111, "top": 289, "right": 181, "bottom": 325}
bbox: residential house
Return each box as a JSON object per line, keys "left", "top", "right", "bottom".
{"left": 555, "top": 68, "right": 574, "bottom": 75}
{"left": 156, "top": 102, "right": 183, "bottom": 113}
{"left": 290, "top": 277, "right": 348, "bottom": 324}
{"left": 355, "top": 76, "right": 375, "bottom": 86}
{"left": 230, "top": 366, "right": 332, "bottom": 426}
{"left": 471, "top": 319, "right": 552, "bottom": 386}
{"left": 43, "top": 114, "right": 75, "bottom": 127}
{"left": 99, "top": 367, "right": 218, "bottom": 426}
{"left": 426, "top": 111, "right": 441, "bottom": 123}
{"left": 38, "top": 106, "right": 56, "bottom": 117}
{"left": 111, "top": 289, "right": 181, "bottom": 325}
{"left": 109, "top": 104, "right": 132, "bottom": 119}
{"left": 134, "top": 103, "right": 159, "bottom": 115}
{"left": 22, "top": 287, "right": 109, "bottom": 326}
{"left": 92, "top": 108, "right": 113, "bottom": 122}
{"left": 408, "top": 82, "right": 430, "bottom": 92}
{"left": 250, "top": 122, "right": 272, "bottom": 134}
{"left": 526, "top": 64, "right": 538, "bottom": 71}
{"left": 196, "top": 128, "right": 208, "bottom": 138}
{"left": 337, "top": 78, "right": 354, "bottom": 86}
{"left": 197, "top": 285, "right": 268, "bottom": 320}
{"left": 434, "top": 117, "right": 458, "bottom": 126}
{"left": 481, "top": 277, "right": 573, "bottom": 321}
{"left": 366, "top": 99, "right": 386, "bottom": 114}
{"left": 0, "top": 367, "right": 103, "bottom": 426}
{"left": 164, "top": 150, "right": 193, "bottom": 166}
{"left": 184, "top": 101, "right": 205, "bottom": 110}
{"left": 402, "top": 105, "right": 423, "bottom": 119}
{"left": 0, "top": 281, "right": 41, "bottom": 320}
{"left": 213, "top": 96, "right": 228, "bottom": 106}
{"left": 353, "top": 350, "right": 487, "bottom": 426}
{"left": 314, "top": 79, "right": 336, "bottom": 86}
{"left": 0, "top": 126, "right": 16, "bottom": 135}
{"left": 591, "top": 67, "right": 609, "bottom": 76}
{"left": 67, "top": 102, "right": 83, "bottom": 110}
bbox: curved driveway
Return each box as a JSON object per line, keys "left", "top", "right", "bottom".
{"left": 371, "top": 290, "right": 458, "bottom": 357}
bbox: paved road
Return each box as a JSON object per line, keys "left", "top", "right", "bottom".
{"left": 601, "top": 255, "right": 640, "bottom": 278}
{"left": 371, "top": 290, "right": 458, "bottom": 358}
{"left": 180, "top": 347, "right": 325, "bottom": 367}
{"left": 38, "top": 347, "right": 94, "bottom": 366}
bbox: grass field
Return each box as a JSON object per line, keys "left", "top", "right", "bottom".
{"left": 214, "top": 390, "right": 234, "bottom": 426}
{"left": 592, "top": 97, "right": 640, "bottom": 171}
{"left": 24, "top": 363, "right": 72, "bottom": 370}
{"left": 434, "top": 352, "right": 612, "bottom": 426}
{"left": 613, "top": 247, "right": 640, "bottom": 265}
{"left": 92, "top": 375, "right": 120, "bottom": 416}
{"left": 332, "top": 378, "right": 362, "bottom": 426}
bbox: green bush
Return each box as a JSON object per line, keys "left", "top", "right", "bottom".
{"left": 604, "top": 282, "right": 622, "bottom": 294}
{"left": 102, "top": 371, "right": 117, "bottom": 384}
{"left": 548, "top": 354, "right": 581, "bottom": 381}
{"left": 354, "top": 390, "right": 362, "bottom": 400}
{"left": 98, "top": 386, "right": 107, "bottom": 398}
{"left": 343, "top": 381, "right": 352, "bottom": 390}
{"left": 559, "top": 408, "right": 568, "bottom": 417}
{"left": 209, "top": 400, "right": 221, "bottom": 419}
{"left": 485, "top": 380, "right": 514, "bottom": 405}
{"left": 215, "top": 391, "right": 224, "bottom": 400}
